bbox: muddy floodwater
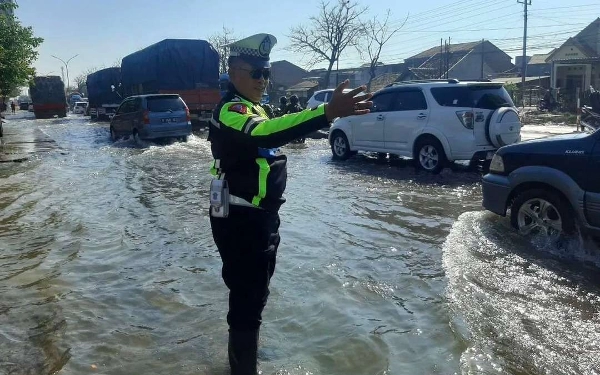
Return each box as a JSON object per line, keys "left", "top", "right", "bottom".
{"left": 1, "top": 114, "right": 598, "bottom": 375}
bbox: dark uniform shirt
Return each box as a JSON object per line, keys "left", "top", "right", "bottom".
{"left": 209, "top": 88, "right": 329, "bottom": 212}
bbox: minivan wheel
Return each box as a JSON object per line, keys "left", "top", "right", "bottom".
{"left": 415, "top": 137, "right": 446, "bottom": 174}
{"left": 110, "top": 127, "right": 117, "bottom": 142}
{"left": 331, "top": 131, "right": 353, "bottom": 160}
{"left": 180, "top": 135, "right": 188, "bottom": 142}
{"left": 132, "top": 130, "right": 141, "bottom": 144}
{"left": 510, "top": 189, "right": 575, "bottom": 239}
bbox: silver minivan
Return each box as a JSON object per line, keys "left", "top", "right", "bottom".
{"left": 109, "top": 94, "right": 192, "bottom": 142}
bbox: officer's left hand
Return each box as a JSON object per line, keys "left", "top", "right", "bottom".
{"left": 325, "top": 80, "right": 373, "bottom": 122}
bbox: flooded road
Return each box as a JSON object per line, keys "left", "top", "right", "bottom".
{"left": 0, "top": 114, "right": 598, "bottom": 375}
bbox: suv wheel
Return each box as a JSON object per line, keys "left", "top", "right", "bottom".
{"left": 510, "top": 189, "right": 575, "bottom": 238}
{"left": 415, "top": 137, "right": 446, "bottom": 174}
{"left": 331, "top": 131, "right": 353, "bottom": 160}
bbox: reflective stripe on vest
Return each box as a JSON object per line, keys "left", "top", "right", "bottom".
{"left": 252, "top": 158, "right": 270, "bottom": 206}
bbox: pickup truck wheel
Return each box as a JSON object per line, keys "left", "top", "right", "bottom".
{"left": 415, "top": 137, "right": 446, "bottom": 174}
{"left": 331, "top": 131, "right": 353, "bottom": 160}
{"left": 510, "top": 189, "right": 575, "bottom": 238}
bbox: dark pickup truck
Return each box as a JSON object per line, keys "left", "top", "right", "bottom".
{"left": 482, "top": 127, "right": 600, "bottom": 239}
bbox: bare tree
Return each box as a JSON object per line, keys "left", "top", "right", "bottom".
{"left": 359, "top": 10, "right": 407, "bottom": 91}
{"left": 73, "top": 66, "right": 105, "bottom": 94}
{"left": 209, "top": 26, "right": 236, "bottom": 74}
{"left": 287, "top": 0, "right": 367, "bottom": 89}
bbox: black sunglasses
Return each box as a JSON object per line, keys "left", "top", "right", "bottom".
{"left": 237, "top": 67, "right": 271, "bottom": 80}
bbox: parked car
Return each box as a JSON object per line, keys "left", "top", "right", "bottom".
{"left": 109, "top": 94, "right": 191, "bottom": 142}
{"left": 482, "top": 127, "right": 600, "bottom": 239}
{"left": 72, "top": 101, "right": 88, "bottom": 114}
{"left": 328, "top": 79, "right": 522, "bottom": 173}
{"left": 306, "top": 88, "right": 352, "bottom": 109}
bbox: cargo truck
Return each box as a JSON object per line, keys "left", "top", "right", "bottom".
{"left": 29, "top": 76, "right": 67, "bottom": 119}
{"left": 120, "top": 39, "right": 220, "bottom": 128}
{"left": 86, "top": 67, "right": 122, "bottom": 121}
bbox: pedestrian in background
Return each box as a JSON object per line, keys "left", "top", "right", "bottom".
{"left": 10, "top": 101, "right": 16, "bottom": 114}
{"left": 284, "top": 95, "right": 302, "bottom": 115}
{"left": 277, "top": 95, "right": 288, "bottom": 116}
{"left": 207, "top": 33, "right": 372, "bottom": 374}
{"left": 285, "top": 95, "right": 306, "bottom": 143}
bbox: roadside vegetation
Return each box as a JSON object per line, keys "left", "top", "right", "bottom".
{"left": 0, "top": 2, "right": 43, "bottom": 103}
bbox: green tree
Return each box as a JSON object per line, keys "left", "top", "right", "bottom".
{"left": 0, "top": 2, "right": 43, "bottom": 101}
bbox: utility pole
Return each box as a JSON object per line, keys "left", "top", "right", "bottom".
{"left": 518, "top": 0, "right": 531, "bottom": 107}
{"left": 439, "top": 39, "right": 443, "bottom": 79}
{"left": 481, "top": 39, "right": 485, "bottom": 80}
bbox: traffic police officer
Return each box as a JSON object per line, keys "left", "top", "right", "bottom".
{"left": 208, "top": 33, "right": 372, "bottom": 375}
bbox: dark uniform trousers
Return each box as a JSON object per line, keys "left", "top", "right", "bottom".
{"left": 210, "top": 204, "right": 281, "bottom": 331}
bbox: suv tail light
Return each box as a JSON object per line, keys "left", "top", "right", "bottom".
{"left": 143, "top": 110, "right": 150, "bottom": 124}
{"left": 185, "top": 107, "right": 191, "bottom": 123}
{"left": 456, "top": 111, "right": 474, "bottom": 129}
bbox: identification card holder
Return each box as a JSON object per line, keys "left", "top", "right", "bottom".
{"left": 210, "top": 179, "right": 229, "bottom": 218}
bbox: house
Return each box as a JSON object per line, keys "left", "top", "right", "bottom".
{"left": 526, "top": 51, "right": 553, "bottom": 77}
{"left": 546, "top": 18, "right": 600, "bottom": 98}
{"left": 268, "top": 60, "right": 308, "bottom": 103}
{"left": 402, "top": 40, "right": 515, "bottom": 81}
{"left": 369, "top": 73, "right": 403, "bottom": 92}
{"left": 308, "top": 62, "right": 406, "bottom": 89}
{"left": 285, "top": 80, "right": 320, "bottom": 105}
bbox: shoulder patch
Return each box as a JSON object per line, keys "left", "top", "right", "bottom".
{"left": 228, "top": 103, "right": 248, "bottom": 114}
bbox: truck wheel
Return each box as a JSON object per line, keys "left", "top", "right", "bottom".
{"left": 510, "top": 189, "right": 575, "bottom": 239}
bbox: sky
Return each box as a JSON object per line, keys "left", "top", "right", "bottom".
{"left": 13, "top": 0, "right": 600, "bottom": 90}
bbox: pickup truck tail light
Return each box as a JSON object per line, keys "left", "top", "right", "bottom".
{"left": 456, "top": 111, "right": 474, "bottom": 129}
{"left": 143, "top": 110, "right": 150, "bottom": 124}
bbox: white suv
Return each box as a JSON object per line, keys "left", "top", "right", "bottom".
{"left": 328, "top": 80, "right": 522, "bottom": 173}
{"left": 72, "top": 101, "right": 88, "bottom": 114}
{"left": 307, "top": 88, "right": 352, "bottom": 109}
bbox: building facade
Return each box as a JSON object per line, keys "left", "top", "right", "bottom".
{"left": 403, "top": 40, "right": 515, "bottom": 81}
{"left": 547, "top": 18, "right": 600, "bottom": 103}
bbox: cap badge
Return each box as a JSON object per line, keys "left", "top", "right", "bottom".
{"left": 258, "top": 36, "right": 271, "bottom": 57}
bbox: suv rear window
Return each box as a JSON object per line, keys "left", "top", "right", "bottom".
{"left": 146, "top": 96, "right": 186, "bottom": 112}
{"left": 430, "top": 85, "right": 514, "bottom": 110}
